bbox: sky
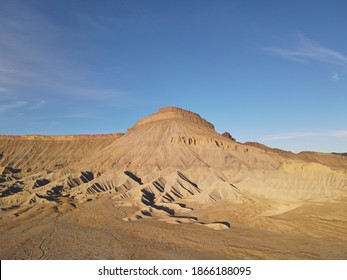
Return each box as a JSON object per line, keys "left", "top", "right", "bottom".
{"left": 0, "top": 0, "right": 346, "bottom": 153}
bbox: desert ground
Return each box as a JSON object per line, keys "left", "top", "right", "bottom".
{"left": 1, "top": 107, "right": 347, "bottom": 259}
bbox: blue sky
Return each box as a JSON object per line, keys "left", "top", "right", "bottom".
{"left": 0, "top": 0, "right": 346, "bottom": 153}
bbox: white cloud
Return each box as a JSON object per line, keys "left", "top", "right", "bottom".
{"left": 0, "top": 101, "right": 27, "bottom": 112}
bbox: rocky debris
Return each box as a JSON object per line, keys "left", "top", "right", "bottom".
{"left": 222, "top": 132, "right": 235, "bottom": 141}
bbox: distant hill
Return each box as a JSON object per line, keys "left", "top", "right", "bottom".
{"left": 332, "top": 152, "right": 347, "bottom": 157}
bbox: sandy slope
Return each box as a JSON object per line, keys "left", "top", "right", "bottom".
{"left": 0, "top": 107, "right": 346, "bottom": 259}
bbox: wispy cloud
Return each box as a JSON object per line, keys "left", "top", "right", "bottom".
{"left": 265, "top": 130, "right": 347, "bottom": 141}
{"left": 0, "top": 100, "right": 28, "bottom": 112}
{"left": 0, "top": 88, "right": 13, "bottom": 100}
{"left": 56, "top": 113, "right": 100, "bottom": 119}
{"left": 0, "top": 3, "right": 128, "bottom": 102}
{"left": 332, "top": 72, "right": 340, "bottom": 81}
{"left": 0, "top": 87, "right": 10, "bottom": 93}
{"left": 265, "top": 34, "right": 347, "bottom": 79}
{"left": 0, "top": 68, "right": 16, "bottom": 74}
{"left": 330, "top": 130, "right": 347, "bottom": 137}
{"left": 29, "top": 100, "right": 46, "bottom": 110}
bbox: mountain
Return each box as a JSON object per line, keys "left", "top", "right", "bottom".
{"left": 1, "top": 107, "right": 347, "bottom": 259}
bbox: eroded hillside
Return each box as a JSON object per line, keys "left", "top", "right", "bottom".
{"left": 1, "top": 107, "right": 347, "bottom": 259}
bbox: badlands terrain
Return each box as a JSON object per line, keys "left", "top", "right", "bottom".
{"left": 1, "top": 107, "right": 347, "bottom": 259}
